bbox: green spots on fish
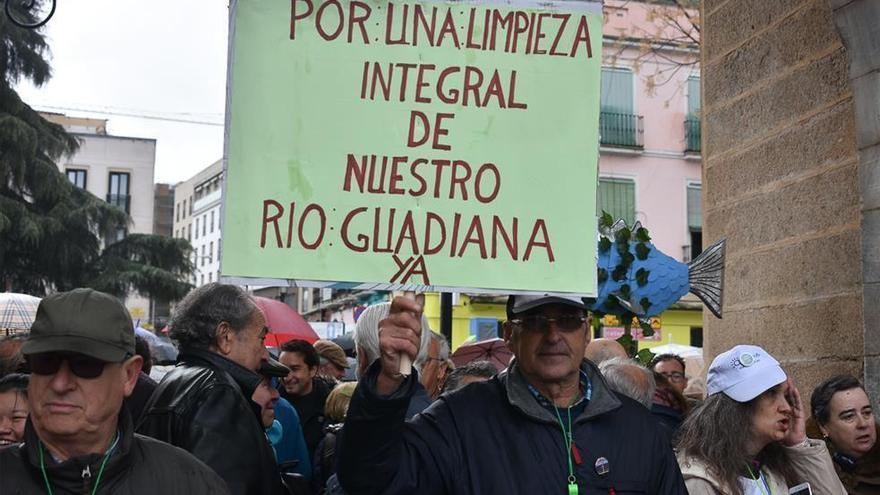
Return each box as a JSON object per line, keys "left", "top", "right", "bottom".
{"left": 287, "top": 159, "right": 314, "bottom": 200}
{"left": 636, "top": 268, "right": 649, "bottom": 287}
{"left": 599, "top": 237, "right": 612, "bottom": 254}
{"left": 635, "top": 242, "right": 650, "bottom": 260}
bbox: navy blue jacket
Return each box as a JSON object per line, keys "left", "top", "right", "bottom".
{"left": 338, "top": 360, "right": 686, "bottom": 494}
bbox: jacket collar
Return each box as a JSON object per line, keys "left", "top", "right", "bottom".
{"left": 501, "top": 358, "right": 621, "bottom": 424}
{"left": 178, "top": 347, "right": 262, "bottom": 397}
{"left": 22, "top": 406, "right": 135, "bottom": 490}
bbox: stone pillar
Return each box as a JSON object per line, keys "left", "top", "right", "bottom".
{"left": 832, "top": 0, "right": 880, "bottom": 405}
{"left": 702, "top": 0, "right": 863, "bottom": 396}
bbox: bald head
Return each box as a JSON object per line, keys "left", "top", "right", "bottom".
{"left": 584, "top": 338, "right": 628, "bottom": 364}
{"left": 599, "top": 357, "right": 655, "bottom": 409}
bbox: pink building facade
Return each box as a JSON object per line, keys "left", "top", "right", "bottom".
{"left": 599, "top": 1, "right": 701, "bottom": 263}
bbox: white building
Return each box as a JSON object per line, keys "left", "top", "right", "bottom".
{"left": 173, "top": 159, "right": 223, "bottom": 287}
{"left": 44, "top": 113, "right": 157, "bottom": 321}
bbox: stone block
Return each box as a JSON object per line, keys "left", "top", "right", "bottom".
{"left": 723, "top": 228, "right": 861, "bottom": 308}
{"left": 706, "top": 163, "right": 860, "bottom": 256}
{"left": 833, "top": 0, "right": 880, "bottom": 79}
{"left": 705, "top": 0, "right": 841, "bottom": 105}
{"left": 704, "top": 0, "right": 807, "bottom": 61}
{"left": 784, "top": 359, "right": 863, "bottom": 406}
{"left": 865, "top": 356, "right": 880, "bottom": 412}
{"left": 862, "top": 282, "right": 880, "bottom": 356}
{"left": 861, "top": 145, "right": 880, "bottom": 210}
{"left": 705, "top": 49, "right": 850, "bottom": 156}
{"left": 724, "top": 295, "right": 863, "bottom": 362}
{"left": 851, "top": 70, "right": 880, "bottom": 149}
{"left": 861, "top": 209, "right": 880, "bottom": 283}
{"left": 704, "top": 316, "right": 754, "bottom": 365}
{"left": 705, "top": 100, "right": 856, "bottom": 205}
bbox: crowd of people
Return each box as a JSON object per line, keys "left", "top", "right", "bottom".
{"left": 1, "top": 284, "right": 878, "bottom": 494}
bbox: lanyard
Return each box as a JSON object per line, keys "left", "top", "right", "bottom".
{"left": 39, "top": 432, "right": 117, "bottom": 495}
{"left": 553, "top": 403, "right": 578, "bottom": 495}
{"left": 746, "top": 464, "right": 772, "bottom": 495}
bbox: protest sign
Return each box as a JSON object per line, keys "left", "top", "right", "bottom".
{"left": 222, "top": 0, "right": 602, "bottom": 295}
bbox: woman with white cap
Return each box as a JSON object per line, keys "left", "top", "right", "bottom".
{"left": 677, "top": 344, "right": 846, "bottom": 494}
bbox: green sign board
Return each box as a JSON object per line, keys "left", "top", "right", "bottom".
{"left": 223, "top": 0, "right": 602, "bottom": 296}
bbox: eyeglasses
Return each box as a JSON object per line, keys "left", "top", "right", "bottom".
{"left": 660, "top": 371, "right": 686, "bottom": 382}
{"left": 509, "top": 315, "right": 588, "bottom": 333}
{"left": 26, "top": 352, "right": 113, "bottom": 379}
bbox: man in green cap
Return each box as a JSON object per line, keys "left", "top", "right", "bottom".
{"left": 0, "top": 288, "right": 230, "bottom": 494}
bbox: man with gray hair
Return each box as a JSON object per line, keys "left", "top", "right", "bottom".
{"left": 420, "top": 332, "right": 451, "bottom": 400}
{"left": 354, "top": 301, "right": 432, "bottom": 417}
{"left": 598, "top": 357, "right": 656, "bottom": 409}
{"left": 138, "top": 283, "right": 285, "bottom": 495}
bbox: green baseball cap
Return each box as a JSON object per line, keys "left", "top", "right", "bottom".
{"left": 22, "top": 288, "right": 135, "bottom": 362}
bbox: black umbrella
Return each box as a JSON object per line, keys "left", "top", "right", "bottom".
{"left": 332, "top": 333, "right": 356, "bottom": 357}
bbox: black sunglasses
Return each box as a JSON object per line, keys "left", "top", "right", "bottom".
{"left": 26, "top": 352, "right": 115, "bottom": 379}
{"left": 509, "top": 315, "right": 588, "bottom": 333}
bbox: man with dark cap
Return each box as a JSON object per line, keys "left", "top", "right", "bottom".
{"left": 137, "top": 283, "right": 285, "bottom": 495}
{"left": 0, "top": 288, "right": 229, "bottom": 494}
{"left": 337, "top": 294, "right": 687, "bottom": 494}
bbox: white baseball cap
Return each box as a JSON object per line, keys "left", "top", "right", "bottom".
{"left": 707, "top": 345, "right": 787, "bottom": 402}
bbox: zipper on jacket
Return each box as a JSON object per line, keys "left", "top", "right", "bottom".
{"left": 81, "top": 464, "right": 92, "bottom": 494}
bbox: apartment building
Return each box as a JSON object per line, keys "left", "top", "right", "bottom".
{"left": 173, "top": 159, "right": 223, "bottom": 287}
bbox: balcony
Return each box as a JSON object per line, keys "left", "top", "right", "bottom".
{"left": 599, "top": 111, "right": 644, "bottom": 148}
{"left": 685, "top": 117, "right": 701, "bottom": 153}
{"left": 106, "top": 193, "right": 131, "bottom": 213}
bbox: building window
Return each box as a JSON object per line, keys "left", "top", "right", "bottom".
{"left": 200, "top": 273, "right": 204, "bottom": 286}
{"left": 600, "top": 67, "right": 642, "bottom": 148}
{"left": 176, "top": 202, "right": 180, "bottom": 222}
{"left": 201, "top": 245, "right": 206, "bottom": 266}
{"left": 685, "top": 75, "right": 701, "bottom": 152}
{"left": 107, "top": 172, "right": 131, "bottom": 213}
{"left": 210, "top": 211, "right": 215, "bottom": 233}
{"left": 187, "top": 224, "right": 192, "bottom": 242}
{"left": 690, "top": 327, "right": 703, "bottom": 348}
{"left": 686, "top": 182, "right": 702, "bottom": 261}
{"left": 209, "top": 272, "right": 213, "bottom": 283}
{"left": 209, "top": 241, "right": 214, "bottom": 263}
{"left": 195, "top": 218, "right": 200, "bottom": 239}
{"left": 66, "top": 169, "right": 87, "bottom": 189}
{"left": 202, "top": 214, "right": 207, "bottom": 237}
{"left": 597, "top": 178, "right": 636, "bottom": 225}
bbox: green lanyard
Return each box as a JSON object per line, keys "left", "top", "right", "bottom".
{"left": 39, "top": 432, "right": 116, "bottom": 495}
{"left": 746, "top": 464, "right": 772, "bottom": 495}
{"left": 552, "top": 404, "right": 578, "bottom": 495}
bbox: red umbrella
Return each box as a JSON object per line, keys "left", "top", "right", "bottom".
{"left": 253, "top": 296, "right": 319, "bottom": 346}
{"left": 450, "top": 338, "right": 513, "bottom": 372}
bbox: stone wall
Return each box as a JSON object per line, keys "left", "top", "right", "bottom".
{"left": 702, "top": 0, "right": 863, "bottom": 396}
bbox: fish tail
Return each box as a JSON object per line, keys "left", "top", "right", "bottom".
{"left": 688, "top": 238, "right": 726, "bottom": 319}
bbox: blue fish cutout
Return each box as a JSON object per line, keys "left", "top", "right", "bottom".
{"left": 589, "top": 219, "right": 725, "bottom": 319}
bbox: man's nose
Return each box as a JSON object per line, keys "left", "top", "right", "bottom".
{"left": 48, "top": 360, "right": 78, "bottom": 393}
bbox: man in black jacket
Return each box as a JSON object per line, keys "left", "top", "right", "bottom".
{"left": 278, "top": 338, "right": 335, "bottom": 458}
{"left": 338, "top": 294, "right": 688, "bottom": 494}
{"left": 0, "top": 289, "right": 229, "bottom": 494}
{"left": 137, "top": 283, "right": 285, "bottom": 495}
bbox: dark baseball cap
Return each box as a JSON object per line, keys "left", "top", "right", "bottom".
{"left": 506, "top": 294, "right": 590, "bottom": 319}
{"left": 259, "top": 357, "right": 291, "bottom": 378}
{"left": 22, "top": 289, "right": 135, "bottom": 362}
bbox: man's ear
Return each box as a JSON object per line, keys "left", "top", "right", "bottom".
{"left": 121, "top": 355, "right": 143, "bottom": 397}
{"left": 502, "top": 321, "right": 514, "bottom": 344}
{"left": 215, "top": 321, "right": 233, "bottom": 355}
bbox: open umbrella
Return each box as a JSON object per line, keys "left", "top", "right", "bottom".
{"left": 0, "top": 293, "right": 41, "bottom": 333}
{"left": 451, "top": 337, "right": 513, "bottom": 372}
{"left": 135, "top": 327, "right": 179, "bottom": 364}
{"left": 253, "top": 296, "right": 319, "bottom": 346}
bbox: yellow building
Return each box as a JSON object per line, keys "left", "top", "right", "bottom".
{"left": 422, "top": 293, "right": 704, "bottom": 351}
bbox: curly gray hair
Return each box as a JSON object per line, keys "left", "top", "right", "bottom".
{"left": 169, "top": 283, "right": 258, "bottom": 351}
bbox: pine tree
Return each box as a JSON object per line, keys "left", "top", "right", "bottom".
{"left": 0, "top": 3, "right": 194, "bottom": 302}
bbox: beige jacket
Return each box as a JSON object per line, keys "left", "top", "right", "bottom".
{"left": 678, "top": 439, "right": 847, "bottom": 494}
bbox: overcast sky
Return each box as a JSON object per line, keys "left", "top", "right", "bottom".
{"left": 15, "top": 0, "right": 229, "bottom": 184}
